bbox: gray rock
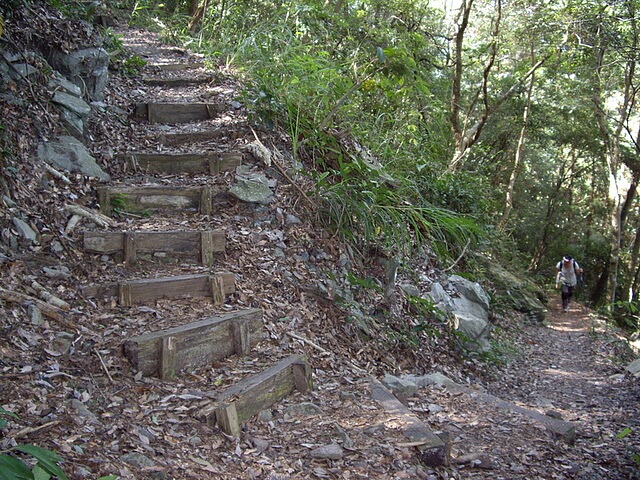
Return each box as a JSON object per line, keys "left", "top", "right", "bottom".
{"left": 448, "top": 275, "right": 490, "bottom": 310}
{"left": 28, "top": 305, "right": 44, "bottom": 325}
{"left": 12, "top": 217, "right": 38, "bottom": 242}
{"left": 52, "top": 91, "right": 92, "bottom": 117}
{"left": 229, "top": 170, "right": 275, "bottom": 204}
{"left": 309, "top": 443, "right": 344, "bottom": 460}
{"left": 69, "top": 399, "right": 100, "bottom": 425}
{"left": 37, "top": 136, "right": 110, "bottom": 180}
{"left": 43, "top": 265, "right": 70, "bottom": 278}
{"left": 626, "top": 358, "right": 640, "bottom": 377}
{"left": 381, "top": 374, "right": 418, "bottom": 397}
{"left": 403, "top": 372, "right": 459, "bottom": 389}
{"left": 48, "top": 47, "right": 109, "bottom": 101}
{"left": 49, "top": 73, "right": 83, "bottom": 97}
{"left": 284, "top": 402, "right": 323, "bottom": 417}
{"left": 400, "top": 283, "right": 421, "bottom": 297}
{"left": 60, "top": 109, "right": 85, "bottom": 140}
{"left": 120, "top": 452, "right": 157, "bottom": 469}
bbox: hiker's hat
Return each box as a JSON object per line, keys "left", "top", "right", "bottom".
{"left": 563, "top": 255, "right": 572, "bottom": 262}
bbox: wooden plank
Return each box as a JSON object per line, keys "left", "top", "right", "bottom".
{"left": 119, "top": 152, "right": 241, "bottom": 175}
{"left": 160, "top": 336, "right": 177, "bottom": 380}
{"left": 84, "top": 230, "right": 225, "bottom": 263}
{"left": 82, "top": 272, "right": 235, "bottom": 305}
{"left": 370, "top": 378, "right": 450, "bottom": 467}
{"left": 133, "top": 102, "right": 225, "bottom": 124}
{"left": 209, "top": 275, "right": 225, "bottom": 306}
{"left": 143, "top": 75, "right": 214, "bottom": 87}
{"left": 123, "top": 232, "right": 137, "bottom": 265}
{"left": 96, "top": 186, "right": 214, "bottom": 216}
{"left": 201, "top": 355, "right": 313, "bottom": 436}
{"left": 148, "top": 62, "right": 205, "bottom": 71}
{"left": 159, "top": 129, "right": 225, "bottom": 146}
{"left": 123, "top": 308, "right": 263, "bottom": 377}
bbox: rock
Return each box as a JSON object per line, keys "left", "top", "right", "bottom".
{"left": 381, "top": 374, "right": 418, "bottom": 398}
{"left": 482, "top": 258, "right": 547, "bottom": 322}
{"left": 59, "top": 106, "right": 86, "bottom": 139}
{"left": 400, "top": 283, "right": 421, "bottom": 297}
{"left": 229, "top": 169, "right": 275, "bottom": 204}
{"left": 49, "top": 73, "right": 83, "bottom": 97}
{"left": 52, "top": 91, "right": 92, "bottom": 117}
{"left": 309, "top": 443, "right": 344, "bottom": 460}
{"left": 12, "top": 217, "right": 38, "bottom": 243}
{"left": 448, "top": 275, "right": 491, "bottom": 310}
{"left": 48, "top": 47, "right": 109, "bottom": 101}
{"left": 37, "top": 136, "right": 110, "bottom": 180}
{"left": 626, "top": 358, "right": 640, "bottom": 377}
{"left": 120, "top": 452, "right": 157, "bottom": 469}
{"left": 403, "top": 372, "right": 459, "bottom": 389}
{"left": 284, "top": 402, "right": 323, "bottom": 418}
{"left": 69, "top": 399, "right": 100, "bottom": 425}
{"left": 43, "top": 265, "right": 70, "bottom": 278}
{"left": 428, "top": 279, "right": 491, "bottom": 352}
{"left": 28, "top": 305, "right": 44, "bottom": 325}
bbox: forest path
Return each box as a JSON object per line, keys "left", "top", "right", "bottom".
{"left": 470, "top": 295, "right": 640, "bottom": 479}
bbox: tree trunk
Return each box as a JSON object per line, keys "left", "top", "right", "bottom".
{"left": 499, "top": 51, "right": 535, "bottom": 232}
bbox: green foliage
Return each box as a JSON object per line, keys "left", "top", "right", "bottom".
{"left": 611, "top": 301, "right": 640, "bottom": 334}
{"left": 102, "top": 28, "right": 147, "bottom": 76}
{"left": 0, "top": 409, "right": 68, "bottom": 480}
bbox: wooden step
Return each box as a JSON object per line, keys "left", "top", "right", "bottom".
{"left": 134, "top": 102, "right": 225, "bottom": 124}
{"left": 83, "top": 230, "right": 225, "bottom": 266}
{"left": 82, "top": 272, "right": 235, "bottom": 306}
{"left": 97, "top": 185, "right": 217, "bottom": 216}
{"left": 370, "top": 378, "right": 450, "bottom": 467}
{"left": 143, "top": 75, "right": 215, "bottom": 87}
{"left": 119, "top": 152, "right": 242, "bottom": 175}
{"left": 123, "top": 308, "right": 263, "bottom": 379}
{"left": 148, "top": 62, "right": 205, "bottom": 71}
{"left": 158, "top": 128, "right": 242, "bottom": 146}
{"left": 200, "top": 354, "right": 313, "bottom": 437}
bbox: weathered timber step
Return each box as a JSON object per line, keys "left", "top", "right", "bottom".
{"left": 134, "top": 102, "right": 225, "bottom": 124}
{"left": 148, "top": 62, "right": 205, "bottom": 71}
{"left": 83, "top": 230, "right": 225, "bottom": 266}
{"left": 97, "top": 185, "right": 218, "bottom": 216}
{"left": 123, "top": 308, "right": 263, "bottom": 379}
{"left": 200, "top": 354, "right": 313, "bottom": 437}
{"left": 420, "top": 373, "right": 577, "bottom": 444}
{"left": 82, "top": 272, "right": 235, "bottom": 306}
{"left": 142, "top": 75, "right": 215, "bottom": 87}
{"left": 118, "top": 152, "right": 242, "bottom": 175}
{"left": 159, "top": 127, "right": 249, "bottom": 146}
{"left": 370, "top": 378, "right": 450, "bottom": 467}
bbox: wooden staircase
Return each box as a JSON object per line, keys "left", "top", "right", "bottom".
{"left": 80, "top": 53, "right": 313, "bottom": 438}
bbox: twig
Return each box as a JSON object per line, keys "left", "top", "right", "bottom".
{"left": 442, "top": 238, "right": 471, "bottom": 273}
{"left": 95, "top": 348, "right": 114, "bottom": 384}
{"left": 13, "top": 420, "right": 62, "bottom": 440}
{"left": 30, "top": 280, "right": 71, "bottom": 310}
{"left": 64, "top": 204, "right": 116, "bottom": 227}
{"left": 43, "top": 164, "right": 71, "bottom": 184}
{"left": 0, "top": 288, "right": 75, "bottom": 330}
{"left": 286, "top": 331, "right": 330, "bottom": 355}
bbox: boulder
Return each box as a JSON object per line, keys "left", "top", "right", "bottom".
{"left": 47, "top": 47, "right": 109, "bottom": 101}
{"left": 428, "top": 278, "right": 492, "bottom": 352}
{"left": 483, "top": 260, "right": 547, "bottom": 323}
{"left": 229, "top": 167, "right": 275, "bottom": 204}
{"left": 37, "top": 136, "right": 110, "bottom": 180}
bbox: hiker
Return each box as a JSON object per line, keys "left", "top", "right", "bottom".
{"left": 555, "top": 255, "right": 583, "bottom": 312}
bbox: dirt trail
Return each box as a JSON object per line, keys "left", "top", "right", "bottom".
{"left": 471, "top": 296, "right": 640, "bottom": 479}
